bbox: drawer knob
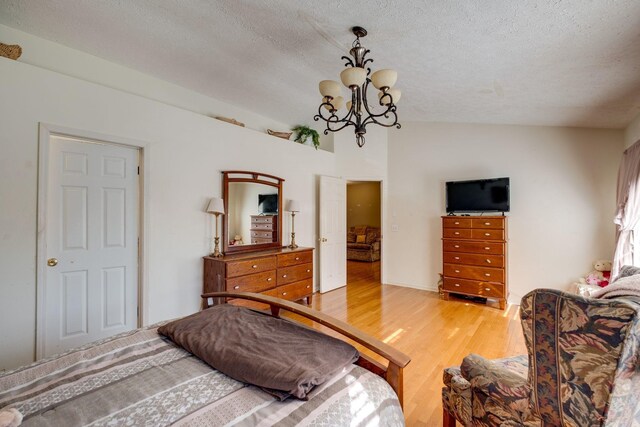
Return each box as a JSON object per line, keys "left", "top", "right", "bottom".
{"left": 484, "top": 222, "right": 491, "bottom": 226}
{"left": 484, "top": 247, "right": 490, "bottom": 250}
{"left": 252, "top": 265, "right": 258, "bottom": 269}
{"left": 454, "top": 232, "right": 460, "bottom": 235}
{"left": 454, "top": 221, "right": 460, "bottom": 225}
{"left": 282, "top": 292, "right": 287, "bottom": 296}
{"left": 306, "top": 269, "right": 311, "bottom": 273}
{"left": 267, "top": 278, "right": 272, "bottom": 281}
{"left": 485, "top": 233, "right": 490, "bottom": 236}
{"left": 455, "top": 270, "right": 460, "bottom": 273}
{"left": 454, "top": 256, "right": 460, "bottom": 260}
{"left": 454, "top": 283, "right": 460, "bottom": 287}
{"left": 486, "top": 259, "right": 491, "bottom": 264}
{"left": 283, "top": 274, "right": 287, "bottom": 278}
{"left": 485, "top": 287, "right": 491, "bottom": 291}
{"left": 454, "top": 245, "right": 460, "bottom": 248}
{"left": 295, "top": 257, "right": 300, "bottom": 261}
{"left": 485, "top": 273, "right": 491, "bottom": 277}
{"left": 234, "top": 285, "right": 240, "bottom": 290}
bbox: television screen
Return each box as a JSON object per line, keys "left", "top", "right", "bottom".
{"left": 446, "top": 178, "right": 510, "bottom": 213}
{"left": 258, "top": 194, "right": 278, "bottom": 214}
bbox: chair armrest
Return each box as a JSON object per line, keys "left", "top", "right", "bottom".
{"left": 461, "top": 354, "right": 530, "bottom": 416}
{"left": 371, "top": 241, "right": 381, "bottom": 251}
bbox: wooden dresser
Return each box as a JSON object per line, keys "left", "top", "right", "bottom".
{"left": 441, "top": 216, "right": 508, "bottom": 309}
{"left": 203, "top": 247, "right": 314, "bottom": 307}
{"left": 250, "top": 215, "right": 277, "bottom": 244}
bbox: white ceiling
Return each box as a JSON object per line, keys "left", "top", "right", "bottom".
{"left": 2, "top": 0, "right": 640, "bottom": 129}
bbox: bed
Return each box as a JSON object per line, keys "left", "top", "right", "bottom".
{"left": 0, "top": 292, "right": 410, "bottom": 426}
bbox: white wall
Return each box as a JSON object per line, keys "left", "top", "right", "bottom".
{"left": 0, "top": 57, "right": 337, "bottom": 370}
{"left": 386, "top": 122, "right": 624, "bottom": 303}
{"left": 0, "top": 23, "right": 337, "bottom": 152}
{"left": 625, "top": 113, "right": 640, "bottom": 148}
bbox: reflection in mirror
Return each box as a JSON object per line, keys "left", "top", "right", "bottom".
{"left": 227, "top": 182, "right": 279, "bottom": 247}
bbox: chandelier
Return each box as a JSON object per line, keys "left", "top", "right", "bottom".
{"left": 314, "top": 26, "right": 401, "bottom": 148}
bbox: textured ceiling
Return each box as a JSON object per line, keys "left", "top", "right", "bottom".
{"left": 2, "top": 0, "right": 640, "bottom": 129}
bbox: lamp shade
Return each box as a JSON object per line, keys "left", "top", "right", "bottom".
{"left": 319, "top": 80, "right": 341, "bottom": 99}
{"left": 206, "top": 197, "right": 225, "bottom": 214}
{"left": 340, "top": 67, "right": 367, "bottom": 89}
{"left": 378, "top": 88, "right": 401, "bottom": 105}
{"left": 286, "top": 200, "right": 301, "bottom": 212}
{"left": 371, "top": 69, "right": 397, "bottom": 90}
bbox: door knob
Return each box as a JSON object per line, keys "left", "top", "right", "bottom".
{"left": 47, "top": 258, "right": 58, "bottom": 267}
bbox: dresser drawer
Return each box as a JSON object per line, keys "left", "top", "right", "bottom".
{"left": 444, "top": 263, "right": 505, "bottom": 283}
{"left": 443, "top": 252, "right": 505, "bottom": 268}
{"left": 443, "top": 228, "right": 472, "bottom": 239}
{"left": 227, "top": 256, "right": 276, "bottom": 278}
{"left": 471, "top": 229, "right": 505, "bottom": 240}
{"left": 265, "top": 279, "right": 313, "bottom": 301}
{"left": 443, "top": 240, "right": 505, "bottom": 255}
{"left": 278, "top": 262, "right": 313, "bottom": 286}
{"left": 251, "top": 216, "right": 275, "bottom": 224}
{"left": 251, "top": 237, "right": 273, "bottom": 244}
{"left": 278, "top": 250, "right": 313, "bottom": 268}
{"left": 251, "top": 230, "right": 274, "bottom": 239}
{"left": 471, "top": 218, "right": 505, "bottom": 229}
{"left": 442, "top": 217, "right": 472, "bottom": 228}
{"left": 251, "top": 222, "right": 274, "bottom": 231}
{"left": 226, "top": 270, "right": 276, "bottom": 293}
{"left": 443, "top": 278, "right": 505, "bottom": 299}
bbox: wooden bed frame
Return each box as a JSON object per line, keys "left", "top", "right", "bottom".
{"left": 201, "top": 292, "right": 411, "bottom": 406}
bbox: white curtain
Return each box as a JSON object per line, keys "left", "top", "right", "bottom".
{"left": 613, "top": 139, "right": 640, "bottom": 278}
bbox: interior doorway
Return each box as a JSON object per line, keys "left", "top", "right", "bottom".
{"left": 346, "top": 181, "right": 382, "bottom": 285}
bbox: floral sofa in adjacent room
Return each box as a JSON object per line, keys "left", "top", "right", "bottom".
{"left": 346, "top": 226, "right": 381, "bottom": 262}
{"left": 442, "top": 288, "right": 640, "bottom": 426}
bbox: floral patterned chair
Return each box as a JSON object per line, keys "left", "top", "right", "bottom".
{"left": 442, "top": 288, "right": 640, "bottom": 426}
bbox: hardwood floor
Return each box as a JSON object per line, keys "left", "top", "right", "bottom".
{"left": 297, "top": 261, "right": 526, "bottom": 426}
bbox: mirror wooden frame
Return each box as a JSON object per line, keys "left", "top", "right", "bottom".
{"left": 221, "top": 171, "right": 284, "bottom": 254}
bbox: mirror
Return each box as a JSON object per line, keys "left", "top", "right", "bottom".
{"left": 222, "top": 171, "right": 284, "bottom": 254}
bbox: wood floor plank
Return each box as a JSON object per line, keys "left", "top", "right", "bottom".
{"left": 294, "top": 260, "right": 527, "bottom": 426}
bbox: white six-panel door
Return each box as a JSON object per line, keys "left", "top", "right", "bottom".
{"left": 43, "top": 135, "right": 139, "bottom": 357}
{"left": 319, "top": 175, "right": 346, "bottom": 293}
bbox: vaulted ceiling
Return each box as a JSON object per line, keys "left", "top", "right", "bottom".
{"left": 2, "top": 0, "right": 640, "bottom": 128}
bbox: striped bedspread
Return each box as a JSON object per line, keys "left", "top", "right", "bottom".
{"left": 0, "top": 325, "right": 404, "bottom": 426}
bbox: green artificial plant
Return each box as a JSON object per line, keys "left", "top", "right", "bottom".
{"left": 292, "top": 125, "right": 320, "bottom": 150}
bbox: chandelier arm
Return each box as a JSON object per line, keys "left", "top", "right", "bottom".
{"left": 361, "top": 106, "right": 400, "bottom": 128}
{"left": 341, "top": 55, "right": 355, "bottom": 68}
{"left": 313, "top": 101, "right": 358, "bottom": 134}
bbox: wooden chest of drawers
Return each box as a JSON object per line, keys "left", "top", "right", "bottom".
{"left": 203, "top": 247, "right": 313, "bottom": 307}
{"left": 442, "top": 216, "right": 508, "bottom": 309}
{"left": 250, "top": 215, "right": 278, "bottom": 244}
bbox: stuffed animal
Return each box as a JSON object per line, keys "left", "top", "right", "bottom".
{"left": 579, "top": 259, "right": 612, "bottom": 288}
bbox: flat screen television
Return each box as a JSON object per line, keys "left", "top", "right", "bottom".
{"left": 446, "top": 177, "right": 510, "bottom": 213}
{"left": 258, "top": 194, "right": 278, "bottom": 214}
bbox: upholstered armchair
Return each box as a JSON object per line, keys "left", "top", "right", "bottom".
{"left": 442, "top": 289, "right": 640, "bottom": 426}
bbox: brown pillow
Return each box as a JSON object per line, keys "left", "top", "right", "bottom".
{"left": 356, "top": 234, "right": 366, "bottom": 243}
{"left": 365, "top": 230, "right": 377, "bottom": 244}
{"left": 158, "top": 305, "right": 359, "bottom": 400}
{"left": 347, "top": 232, "right": 357, "bottom": 243}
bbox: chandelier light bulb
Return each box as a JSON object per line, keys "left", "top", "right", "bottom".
{"left": 371, "top": 69, "right": 398, "bottom": 90}
{"left": 319, "top": 80, "right": 341, "bottom": 99}
{"left": 340, "top": 67, "right": 367, "bottom": 89}
{"left": 379, "top": 88, "right": 401, "bottom": 105}
{"left": 324, "top": 95, "right": 343, "bottom": 111}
